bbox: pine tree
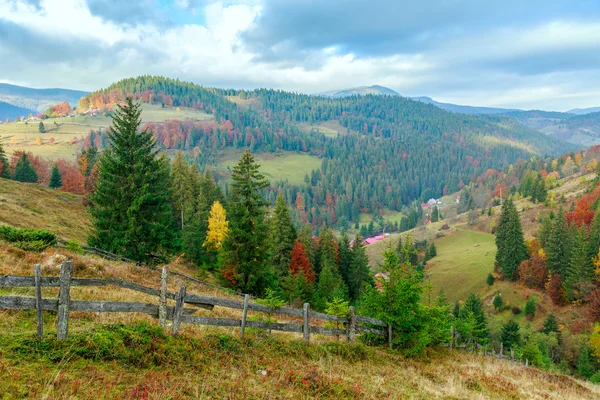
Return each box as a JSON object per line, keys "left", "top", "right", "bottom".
{"left": 316, "top": 228, "right": 338, "bottom": 275}
{"left": 487, "top": 273, "right": 495, "bottom": 286}
{"left": 566, "top": 228, "right": 594, "bottom": 301}
{"left": 586, "top": 210, "right": 600, "bottom": 275}
{"left": 524, "top": 298, "right": 536, "bottom": 320}
{"left": 268, "top": 191, "right": 296, "bottom": 277}
{"left": 38, "top": 121, "right": 45, "bottom": 133}
{"left": 541, "top": 313, "right": 560, "bottom": 335}
{"left": 431, "top": 206, "right": 440, "bottom": 222}
{"left": 49, "top": 164, "right": 62, "bottom": 189}
{"left": 89, "top": 97, "right": 175, "bottom": 263}
{"left": 576, "top": 348, "right": 594, "bottom": 379}
{"left": 13, "top": 152, "right": 38, "bottom": 183}
{"left": 170, "top": 151, "right": 194, "bottom": 230}
{"left": 500, "top": 319, "right": 521, "bottom": 351}
{"left": 461, "top": 293, "right": 489, "bottom": 344}
{"left": 495, "top": 199, "right": 527, "bottom": 280}
{"left": 220, "top": 150, "right": 270, "bottom": 295}
{"left": 338, "top": 234, "right": 353, "bottom": 289}
{"left": 0, "top": 136, "right": 9, "bottom": 178}
{"left": 546, "top": 208, "right": 571, "bottom": 279}
{"left": 315, "top": 259, "right": 348, "bottom": 310}
{"left": 204, "top": 201, "right": 228, "bottom": 251}
{"left": 493, "top": 293, "right": 503, "bottom": 310}
{"left": 347, "top": 234, "right": 373, "bottom": 300}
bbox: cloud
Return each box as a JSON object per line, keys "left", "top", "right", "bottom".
{"left": 0, "top": 0, "right": 599, "bottom": 110}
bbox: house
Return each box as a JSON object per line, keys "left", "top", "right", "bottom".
{"left": 456, "top": 195, "right": 461, "bottom": 204}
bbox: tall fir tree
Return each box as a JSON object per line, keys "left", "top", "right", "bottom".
{"left": 268, "top": 191, "right": 297, "bottom": 277}
{"left": 546, "top": 208, "right": 572, "bottom": 279}
{"left": 585, "top": 209, "right": 600, "bottom": 275}
{"left": 500, "top": 319, "right": 521, "bottom": 351}
{"left": 220, "top": 150, "right": 271, "bottom": 295}
{"left": 89, "top": 97, "right": 175, "bottom": 262}
{"left": 495, "top": 199, "right": 527, "bottom": 280}
{"left": 566, "top": 228, "right": 594, "bottom": 301}
{"left": 460, "top": 293, "right": 489, "bottom": 344}
{"left": 170, "top": 151, "right": 194, "bottom": 230}
{"left": 347, "top": 234, "right": 373, "bottom": 300}
{"left": 13, "top": 152, "right": 38, "bottom": 183}
{"left": 0, "top": 136, "right": 9, "bottom": 178}
{"left": 338, "top": 234, "right": 353, "bottom": 289}
{"left": 49, "top": 163, "right": 62, "bottom": 189}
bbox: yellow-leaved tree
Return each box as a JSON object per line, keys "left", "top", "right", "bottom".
{"left": 204, "top": 201, "right": 228, "bottom": 250}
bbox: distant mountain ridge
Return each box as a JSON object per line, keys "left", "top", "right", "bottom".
{"left": 317, "top": 85, "right": 400, "bottom": 98}
{"left": 0, "top": 83, "right": 88, "bottom": 113}
{"left": 0, "top": 101, "right": 35, "bottom": 121}
{"left": 567, "top": 107, "right": 600, "bottom": 115}
{"left": 409, "top": 96, "right": 519, "bottom": 115}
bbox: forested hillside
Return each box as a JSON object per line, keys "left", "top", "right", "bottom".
{"left": 0, "top": 101, "right": 34, "bottom": 121}
{"left": 75, "top": 76, "right": 577, "bottom": 231}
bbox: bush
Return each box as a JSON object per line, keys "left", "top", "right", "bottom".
{"left": 524, "top": 298, "right": 536, "bottom": 320}
{"left": 493, "top": 294, "right": 503, "bottom": 310}
{"left": 66, "top": 239, "right": 84, "bottom": 254}
{"left": 487, "top": 273, "right": 495, "bottom": 286}
{"left": 0, "top": 225, "right": 56, "bottom": 251}
{"left": 511, "top": 306, "right": 522, "bottom": 315}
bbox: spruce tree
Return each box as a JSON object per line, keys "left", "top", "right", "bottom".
{"left": 566, "top": 228, "right": 594, "bottom": 301}
{"left": 541, "top": 313, "right": 560, "bottom": 335}
{"left": 49, "top": 164, "right": 62, "bottom": 189}
{"left": 220, "top": 150, "right": 270, "bottom": 295}
{"left": 493, "top": 293, "right": 503, "bottom": 310}
{"left": 487, "top": 272, "right": 495, "bottom": 286}
{"left": 0, "top": 136, "right": 9, "bottom": 178}
{"left": 524, "top": 298, "right": 536, "bottom": 320}
{"left": 13, "top": 152, "right": 38, "bottom": 183}
{"left": 585, "top": 210, "right": 600, "bottom": 274}
{"left": 495, "top": 199, "right": 527, "bottom": 280}
{"left": 461, "top": 293, "right": 489, "bottom": 344}
{"left": 338, "top": 234, "right": 353, "bottom": 289}
{"left": 268, "top": 191, "right": 297, "bottom": 277}
{"left": 348, "top": 234, "right": 373, "bottom": 300}
{"left": 89, "top": 97, "right": 175, "bottom": 263}
{"left": 546, "top": 208, "right": 571, "bottom": 279}
{"left": 431, "top": 206, "right": 440, "bottom": 222}
{"left": 170, "top": 151, "right": 193, "bottom": 230}
{"left": 500, "top": 319, "right": 521, "bottom": 351}
{"left": 315, "top": 259, "right": 348, "bottom": 310}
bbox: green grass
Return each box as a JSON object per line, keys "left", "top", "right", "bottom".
{"left": 298, "top": 120, "right": 351, "bottom": 137}
{"left": 217, "top": 151, "right": 322, "bottom": 185}
{"left": 425, "top": 229, "right": 496, "bottom": 303}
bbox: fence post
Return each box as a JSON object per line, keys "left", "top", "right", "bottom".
{"left": 525, "top": 358, "right": 529, "bottom": 367}
{"left": 158, "top": 266, "right": 168, "bottom": 329}
{"left": 34, "top": 264, "right": 43, "bottom": 339}
{"left": 348, "top": 306, "right": 356, "bottom": 343}
{"left": 172, "top": 286, "right": 186, "bottom": 335}
{"left": 303, "top": 303, "right": 310, "bottom": 343}
{"left": 388, "top": 324, "right": 393, "bottom": 349}
{"left": 499, "top": 342, "right": 503, "bottom": 358}
{"left": 511, "top": 348, "right": 514, "bottom": 361}
{"left": 240, "top": 294, "right": 250, "bottom": 339}
{"left": 57, "top": 261, "right": 73, "bottom": 340}
{"left": 450, "top": 326, "right": 454, "bottom": 350}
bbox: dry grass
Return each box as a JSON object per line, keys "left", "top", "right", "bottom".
{"left": 0, "top": 178, "right": 91, "bottom": 242}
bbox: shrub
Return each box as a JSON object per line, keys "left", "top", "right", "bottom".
{"left": 524, "top": 298, "right": 536, "bottom": 320}
{"left": 493, "top": 294, "right": 503, "bottom": 310}
{"left": 487, "top": 273, "right": 495, "bottom": 286}
{"left": 0, "top": 225, "right": 56, "bottom": 251}
{"left": 511, "top": 306, "right": 522, "bottom": 315}
{"left": 66, "top": 239, "right": 84, "bottom": 254}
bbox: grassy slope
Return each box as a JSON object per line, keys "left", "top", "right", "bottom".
{"left": 0, "top": 104, "right": 213, "bottom": 161}
{"left": 0, "top": 181, "right": 598, "bottom": 398}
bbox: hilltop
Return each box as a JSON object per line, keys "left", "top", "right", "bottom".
{"left": 317, "top": 84, "right": 400, "bottom": 98}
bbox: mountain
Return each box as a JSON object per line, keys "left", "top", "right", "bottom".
{"left": 567, "top": 106, "right": 600, "bottom": 115}
{"left": 410, "top": 96, "right": 519, "bottom": 115}
{"left": 317, "top": 85, "right": 400, "bottom": 98}
{"left": 0, "top": 83, "right": 88, "bottom": 112}
{"left": 74, "top": 76, "right": 578, "bottom": 231}
{"left": 0, "top": 100, "right": 35, "bottom": 121}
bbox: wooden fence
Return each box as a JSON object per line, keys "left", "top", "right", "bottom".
{"left": 0, "top": 261, "right": 390, "bottom": 344}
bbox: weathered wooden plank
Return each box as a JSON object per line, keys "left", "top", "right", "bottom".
{"left": 246, "top": 321, "right": 302, "bottom": 333}
{"left": 310, "top": 310, "right": 348, "bottom": 323}
{"left": 355, "top": 326, "right": 386, "bottom": 336}
{"left": 179, "top": 316, "right": 241, "bottom": 327}
{"left": 355, "top": 315, "right": 387, "bottom": 327}
{"left": 348, "top": 306, "right": 356, "bottom": 343}
{"left": 34, "top": 264, "right": 43, "bottom": 339}
{"left": 303, "top": 303, "right": 310, "bottom": 343}
{"left": 0, "top": 295, "right": 57, "bottom": 310}
{"left": 240, "top": 294, "right": 249, "bottom": 339}
{"left": 158, "top": 267, "right": 168, "bottom": 329}
{"left": 311, "top": 326, "right": 347, "bottom": 336}
{"left": 172, "top": 286, "right": 186, "bottom": 335}
{"left": 57, "top": 261, "right": 73, "bottom": 340}
{"left": 388, "top": 324, "right": 393, "bottom": 349}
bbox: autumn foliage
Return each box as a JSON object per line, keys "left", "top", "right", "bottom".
{"left": 519, "top": 256, "right": 548, "bottom": 290}
{"left": 566, "top": 183, "right": 600, "bottom": 226}
{"left": 548, "top": 273, "right": 568, "bottom": 306}
{"left": 289, "top": 240, "right": 315, "bottom": 282}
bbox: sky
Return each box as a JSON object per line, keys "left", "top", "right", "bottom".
{"left": 0, "top": 0, "right": 599, "bottom": 111}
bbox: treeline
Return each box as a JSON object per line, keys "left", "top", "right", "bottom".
{"left": 77, "top": 75, "right": 573, "bottom": 230}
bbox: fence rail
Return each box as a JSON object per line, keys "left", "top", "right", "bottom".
{"left": 0, "top": 261, "right": 390, "bottom": 343}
